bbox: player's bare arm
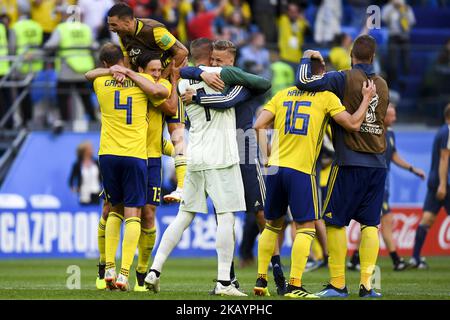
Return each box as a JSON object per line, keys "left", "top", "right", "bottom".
{"left": 158, "top": 60, "right": 186, "bottom": 116}
{"left": 161, "top": 40, "right": 188, "bottom": 79}
{"left": 437, "top": 148, "right": 450, "bottom": 200}
{"left": 392, "top": 151, "right": 426, "bottom": 179}
{"left": 199, "top": 72, "right": 225, "bottom": 92}
{"left": 253, "top": 110, "right": 275, "bottom": 167}
{"left": 111, "top": 65, "right": 170, "bottom": 99}
{"left": 332, "top": 80, "right": 376, "bottom": 132}
{"left": 85, "top": 68, "right": 111, "bottom": 82}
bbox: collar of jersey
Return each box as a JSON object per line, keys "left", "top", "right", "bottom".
{"left": 134, "top": 19, "right": 144, "bottom": 36}
{"left": 352, "top": 63, "right": 375, "bottom": 76}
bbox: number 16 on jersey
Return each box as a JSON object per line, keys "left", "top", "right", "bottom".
{"left": 283, "top": 100, "right": 311, "bottom": 135}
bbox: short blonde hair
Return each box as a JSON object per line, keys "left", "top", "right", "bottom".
{"left": 212, "top": 40, "right": 237, "bottom": 58}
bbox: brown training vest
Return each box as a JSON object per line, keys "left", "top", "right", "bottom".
{"left": 120, "top": 18, "right": 169, "bottom": 71}
{"left": 342, "top": 68, "right": 389, "bottom": 154}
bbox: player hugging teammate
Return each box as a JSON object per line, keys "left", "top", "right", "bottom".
{"left": 89, "top": 2, "right": 395, "bottom": 299}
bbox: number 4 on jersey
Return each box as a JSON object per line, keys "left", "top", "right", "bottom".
{"left": 114, "top": 91, "right": 133, "bottom": 125}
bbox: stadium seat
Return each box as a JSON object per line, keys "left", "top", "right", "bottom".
{"left": 410, "top": 28, "right": 450, "bottom": 46}
{"left": 412, "top": 7, "right": 450, "bottom": 29}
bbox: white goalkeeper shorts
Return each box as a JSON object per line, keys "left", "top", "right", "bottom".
{"left": 180, "top": 164, "right": 247, "bottom": 214}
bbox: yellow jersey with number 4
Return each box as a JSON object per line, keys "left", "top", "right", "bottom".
{"left": 264, "top": 86, "right": 345, "bottom": 175}
{"left": 94, "top": 73, "right": 154, "bottom": 159}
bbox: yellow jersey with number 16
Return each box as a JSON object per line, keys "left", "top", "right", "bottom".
{"left": 264, "top": 86, "right": 345, "bottom": 175}
{"left": 94, "top": 73, "right": 153, "bottom": 160}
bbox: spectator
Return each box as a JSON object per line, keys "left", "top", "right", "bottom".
{"left": 269, "top": 50, "right": 295, "bottom": 97}
{"left": 171, "top": 0, "right": 192, "bottom": 44}
{"left": 314, "top": 0, "right": 342, "bottom": 46}
{"left": 329, "top": 33, "right": 352, "bottom": 71}
{"left": 127, "top": 0, "right": 153, "bottom": 18}
{"left": 421, "top": 39, "right": 450, "bottom": 120}
{"left": 222, "top": 10, "right": 249, "bottom": 48}
{"left": 9, "top": 15, "right": 44, "bottom": 127}
{"left": 224, "top": 0, "right": 252, "bottom": 25}
{"left": 44, "top": 9, "right": 97, "bottom": 123}
{"left": 30, "top": 0, "right": 67, "bottom": 42}
{"left": 147, "top": 2, "right": 169, "bottom": 24}
{"left": 249, "top": 0, "right": 277, "bottom": 44}
{"left": 0, "top": 13, "right": 12, "bottom": 128}
{"left": 0, "top": 0, "right": 20, "bottom": 26}
{"left": 382, "top": 0, "right": 416, "bottom": 84}
{"left": 69, "top": 141, "right": 101, "bottom": 205}
{"left": 238, "top": 32, "right": 271, "bottom": 80}
{"left": 187, "top": 0, "right": 227, "bottom": 40}
{"left": 160, "top": 0, "right": 182, "bottom": 36}
{"left": 78, "top": 0, "right": 115, "bottom": 41}
{"left": 278, "top": 2, "right": 310, "bottom": 70}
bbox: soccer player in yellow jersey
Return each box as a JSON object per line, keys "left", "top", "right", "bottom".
{"left": 107, "top": 3, "right": 189, "bottom": 203}
{"left": 88, "top": 43, "right": 174, "bottom": 291}
{"left": 253, "top": 59, "right": 376, "bottom": 298}
{"left": 126, "top": 52, "right": 183, "bottom": 291}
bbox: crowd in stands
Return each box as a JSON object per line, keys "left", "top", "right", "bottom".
{"left": 0, "top": 0, "right": 448, "bottom": 129}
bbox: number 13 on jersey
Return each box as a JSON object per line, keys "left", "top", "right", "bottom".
{"left": 283, "top": 100, "right": 311, "bottom": 135}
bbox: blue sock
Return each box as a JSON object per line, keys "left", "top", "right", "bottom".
{"left": 413, "top": 224, "right": 429, "bottom": 261}
{"left": 271, "top": 255, "right": 283, "bottom": 277}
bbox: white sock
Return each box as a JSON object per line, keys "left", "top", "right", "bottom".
{"left": 151, "top": 210, "right": 195, "bottom": 273}
{"left": 216, "top": 212, "right": 235, "bottom": 282}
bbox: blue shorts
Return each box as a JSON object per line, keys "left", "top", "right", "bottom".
{"left": 423, "top": 185, "right": 450, "bottom": 215}
{"left": 240, "top": 163, "right": 264, "bottom": 213}
{"left": 165, "top": 97, "right": 186, "bottom": 124}
{"left": 264, "top": 167, "right": 319, "bottom": 223}
{"left": 147, "top": 157, "right": 162, "bottom": 206}
{"left": 322, "top": 165, "right": 386, "bottom": 227}
{"left": 99, "top": 155, "right": 147, "bottom": 207}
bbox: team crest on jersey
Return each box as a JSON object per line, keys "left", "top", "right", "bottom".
{"left": 365, "top": 94, "right": 379, "bottom": 124}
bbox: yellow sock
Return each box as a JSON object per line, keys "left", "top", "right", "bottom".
{"left": 98, "top": 216, "right": 106, "bottom": 264}
{"left": 137, "top": 227, "right": 157, "bottom": 273}
{"left": 163, "top": 139, "right": 175, "bottom": 157}
{"left": 359, "top": 225, "right": 379, "bottom": 289}
{"left": 174, "top": 155, "right": 187, "bottom": 189}
{"left": 327, "top": 225, "right": 347, "bottom": 289}
{"left": 290, "top": 228, "right": 316, "bottom": 288}
{"left": 311, "top": 238, "right": 323, "bottom": 261}
{"left": 257, "top": 224, "right": 281, "bottom": 279}
{"left": 120, "top": 217, "right": 141, "bottom": 277}
{"left": 105, "top": 212, "right": 123, "bottom": 270}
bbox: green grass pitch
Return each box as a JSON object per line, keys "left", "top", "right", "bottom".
{"left": 0, "top": 257, "right": 449, "bottom": 300}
